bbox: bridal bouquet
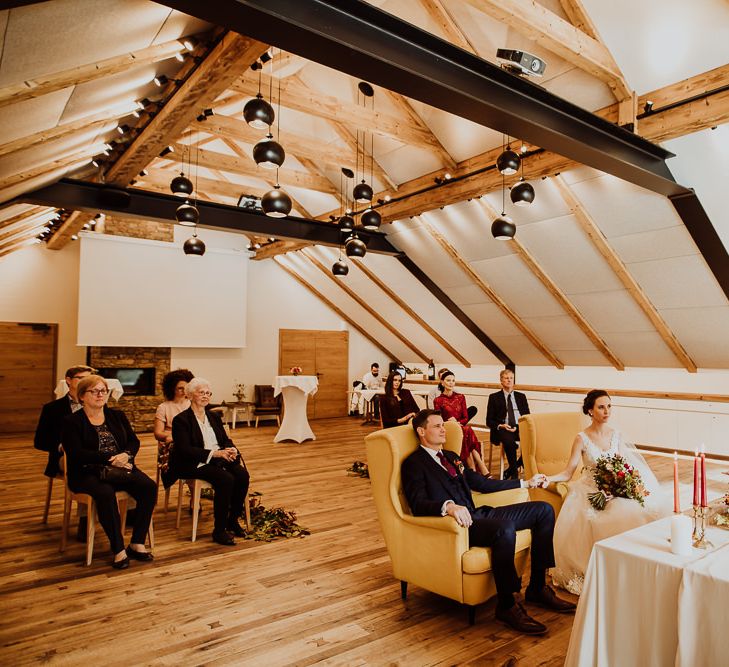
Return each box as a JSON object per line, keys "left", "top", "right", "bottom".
{"left": 588, "top": 453, "right": 649, "bottom": 511}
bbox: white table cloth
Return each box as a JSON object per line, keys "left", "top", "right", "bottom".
{"left": 54, "top": 377, "right": 124, "bottom": 400}
{"left": 273, "top": 375, "right": 318, "bottom": 443}
{"left": 565, "top": 515, "right": 729, "bottom": 667}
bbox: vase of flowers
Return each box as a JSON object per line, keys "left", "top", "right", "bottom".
{"left": 290, "top": 366, "right": 302, "bottom": 376}
{"left": 233, "top": 383, "right": 246, "bottom": 402}
{"left": 587, "top": 453, "right": 649, "bottom": 510}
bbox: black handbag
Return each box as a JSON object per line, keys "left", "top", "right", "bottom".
{"left": 97, "top": 464, "right": 133, "bottom": 483}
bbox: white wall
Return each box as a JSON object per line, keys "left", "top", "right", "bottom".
{"left": 401, "top": 361, "right": 729, "bottom": 457}
{"left": 0, "top": 242, "right": 85, "bottom": 375}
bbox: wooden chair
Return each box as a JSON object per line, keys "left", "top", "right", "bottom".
{"left": 59, "top": 457, "right": 154, "bottom": 565}
{"left": 42, "top": 472, "right": 64, "bottom": 523}
{"left": 253, "top": 384, "right": 281, "bottom": 427}
{"left": 175, "top": 478, "right": 251, "bottom": 541}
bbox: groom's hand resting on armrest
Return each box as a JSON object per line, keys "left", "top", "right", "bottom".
{"left": 444, "top": 502, "right": 473, "bottom": 527}
{"left": 524, "top": 474, "right": 548, "bottom": 489}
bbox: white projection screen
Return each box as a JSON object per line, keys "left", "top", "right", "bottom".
{"left": 78, "top": 233, "right": 247, "bottom": 347}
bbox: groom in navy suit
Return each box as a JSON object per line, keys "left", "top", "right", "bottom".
{"left": 402, "top": 410, "right": 575, "bottom": 634}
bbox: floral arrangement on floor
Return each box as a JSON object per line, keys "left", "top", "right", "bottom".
{"left": 714, "top": 472, "right": 729, "bottom": 528}
{"left": 289, "top": 366, "right": 303, "bottom": 376}
{"left": 242, "top": 492, "right": 310, "bottom": 542}
{"left": 347, "top": 461, "right": 370, "bottom": 478}
{"left": 587, "top": 453, "right": 649, "bottom": 511}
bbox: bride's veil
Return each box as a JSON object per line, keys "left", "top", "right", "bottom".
{"left": 617, "top": 435, "right": 660, "bottom": 492}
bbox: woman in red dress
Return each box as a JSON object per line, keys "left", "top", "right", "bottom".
{"left": 433, "top": 371, "right": 490, "bottom": 476}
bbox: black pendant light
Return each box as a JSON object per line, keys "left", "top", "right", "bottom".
{"left": 244, "top": 93, "right": 274, "bottom": 130}
{"left": 253, "top": 134, "right": 285, "bottom": 169}
{"left": 183, "top": 232, "right": 206, "bottom": 256}
{"left": 345, "top": 235, "right": 367, "bottom": 257}
{"left": 176, "top": 201, "right": 199, "bottom": 226}
{"left": 332, "top": 257, "right": 349, "bottom": 276}
{"left": 170, "top": 173, "right": 193, "bottom": 197}
{"left": 337, "top": 168, "right": 355, "bottom": 231}
{"left": 491, "top": 170, "right": 516, "bottom": 240}
{"left": 510, "top": 178, "right": 535, "bottom": 206}
{"left": 496, "top": 135, "right": 521, "bottom": 176}
{"left": 361, "top": 207, "right": 381, "bottom": 231}
{"left": 338, "top": 214, "right": 354, "bottom": 232}
{"left": 353, "top": 180, "right": 373, "bottom": 204}
{"left": 261, "top": 180, "right": 292, "bottom": 218}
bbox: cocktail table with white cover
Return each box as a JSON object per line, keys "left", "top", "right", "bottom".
{"left": 273, "top": 375, "right": 318, "bottom": 443}
{"left": 565, "top": 515, "right": 729, "bottom": 667}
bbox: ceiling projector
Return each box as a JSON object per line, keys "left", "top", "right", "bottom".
{"left": 496, "top": 49, "right": 547, "bottom": 77}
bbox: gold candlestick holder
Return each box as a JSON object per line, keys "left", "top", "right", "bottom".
{"left": 692, "top": 505, "right": 713, "bottom": 549}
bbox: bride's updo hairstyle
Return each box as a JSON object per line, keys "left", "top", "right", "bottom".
{"left": 583, "top": 389, "right": 610, "bottom": 415}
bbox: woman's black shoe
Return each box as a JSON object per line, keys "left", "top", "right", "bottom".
{"left": 212, "top": 529, "right": 236, "bottom": 546}
{"left": 112, "top": 556, "right": 130, "bottom": 570}
{"left": 126, "top": 547, "right": 154, "bottom": 562}
{"left": 226, "top": 519, "right": 246, "bottom": 537}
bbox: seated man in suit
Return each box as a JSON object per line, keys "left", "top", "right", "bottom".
{"left": 402, "top": 410, "right": 575, "bottom": 635}
{"left": 486, "top": 369, "right": 530, "bottom": 480}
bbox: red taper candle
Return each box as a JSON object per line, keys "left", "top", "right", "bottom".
{"left": 700, "top": 444, "right": 707, "bottom": 508}
{"left": 693, "top": 449, "right": 699, "bottom": 506}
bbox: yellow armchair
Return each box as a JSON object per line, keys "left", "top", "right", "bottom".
{"left": 519, "top": 411, "right": 588, "bottom": 515}
{"left": 365, "top": 421, "right": 531, "bottom": 624}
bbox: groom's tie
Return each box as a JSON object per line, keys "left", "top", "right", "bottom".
{"left": 506, "top": 393, "right": 516, "bottom": 428}
{"left": 436, "top": 450, "right": 458, "bottom": 478}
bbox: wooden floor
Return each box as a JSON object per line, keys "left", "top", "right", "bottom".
{"left": 0, "top": 418, "right": 725, "bottom": 666}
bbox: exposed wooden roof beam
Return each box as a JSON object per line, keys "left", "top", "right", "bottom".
{"left": 0, "top": 207, "right": 54, "bottom": 237}
{"left": 558, "top": 0, "right": 601, "bottom": 40}
{"left": 232, "top": 73, "right": 447, "bottom": 153}
{"left": 552, "top": 174, "right": 697, "bottom": 372}
{"left": 417, "top": 213, "right": 564, "bottom": 368}
{"left": 462, "top": 0, "right": 631, "bottom": 99}
{"left": 105, "top": 32, "right": 266, "bottom": 186}
{"left": 351, "top": 256, "right": 471, "bottom": 367}
{"left": 0, "top": 219, "right": 48, "bottom": 245}
{"left": 419, "top": 0, "right": 479, "bottom": 53}
{"left": 301, "top": 249, "right": 431, "bottom": 363}
{"left": 0, "top": 235, "right": 40, "bottom": 258}
{"left": 274, "top": 255, "right": 402, "bottom": 362}
{"left": 478, "top": 199, "right": 624, "bottom": 370}
{"left": 46, "top": 211, "right": 96, "bottom": 250}
{"left": 0, "top": 38, "right": 187, "bottom": 109}
{"left": 136, "top": 167, "right": 262, "bottom": 203}
{"left": 252, "top": 240, "right": 311, "bottom": 260}
{"left": 169, "top": 142, "right": 337, "bottom": 195}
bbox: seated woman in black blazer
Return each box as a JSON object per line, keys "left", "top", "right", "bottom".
{"left": 62, "top": 375, "right": 156, "bottom": 569}
{"left": 170, "top": 377, "right": 250, "bottom": 546}
{"left": 380, "top": 372, "right": 420, "bottom": 428}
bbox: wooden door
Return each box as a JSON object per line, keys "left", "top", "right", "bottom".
{"left": 279, "top": 329, "right": 348, "bottom": 418}
{"left": 0, "top": 322, "right": 57, "bottom": 433}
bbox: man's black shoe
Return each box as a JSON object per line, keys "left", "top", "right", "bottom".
{"left": 495, "top": 603, "right": 547, "bottom": 635}
{"left": 226, "top": 519, "right": 246, "bottom": 537}
{"left": 212, "top": 529, "right": 235, "bottom": 546}
{"left": 525, "top": 585, "right": 576, "bottom": 613}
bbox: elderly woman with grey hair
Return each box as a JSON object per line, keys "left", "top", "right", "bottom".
{"left": 170, "top": 378, "right": 250, "bottom": 545}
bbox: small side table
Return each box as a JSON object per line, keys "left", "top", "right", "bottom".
{"left": 227, "top": 401, "right": 253, "bottom": 428}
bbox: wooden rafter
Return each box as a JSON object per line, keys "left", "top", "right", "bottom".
{"left": 0, "top": 207, "right": 54, "bottom": 237}
{"left": 273, "top": 255, "right": 402, "bottom": 362}
{"left": 300, "top": 249, "right": 430, "bottom": 363}
{"left": 169, "top": 142, "right": 337, "bottom": 194}
{"left": 135, "top": 167, "right": 263, "bottom": 202}
{"left": 552, "top": 174, "right": 697, "bottom": 372}
{"left": 417, "top": 213, "right": 564, "bottom": 368}
{"left": 419, "top": 0, "right": 479, "bottom": 53}
{"left": 351, "top": 257, "right": 471, "bottom": 367}
{"left": 477, "top": 200, "right": 624, "bottom": 370}
{"left": 0, "top": 38, "right": 186, "bottom": 109}
{"left": 232, "top": 74, "right": 447, "bottom": 153}
{"left": 46, "top": 211, "right": 95, "bottom": 250}
{"left": 558, "top": 0, "right": 602, "bottom": 40}
{"left": 461, "top": 0, "right": 631, "bottom": 99}
{"left": 0, "top": 150, "right": 96, "bottom": 198}
{"left": 252, "top": 240, "right": 311, "bottom": 260}
{"left": 0, "top": 236, "right": 39, "bottom": 258}
{"left": 105, "top": 32, "right": 266, "bottom": 186}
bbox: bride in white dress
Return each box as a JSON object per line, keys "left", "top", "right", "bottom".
{"left": 546, "top": 390, "right": 671, "bottom": 595}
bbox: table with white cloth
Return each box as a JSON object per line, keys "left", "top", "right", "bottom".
{"left": 359, "top": 388, "right": 384, "bottom": 425}
{"left": 565, "top": 514, "right": 729, "bottom": 667}
{"left": 273, "top": 375, "right": 318, "bottom": 443}
{"left": 54, "top": 378, "right": 124, "bottom": 400}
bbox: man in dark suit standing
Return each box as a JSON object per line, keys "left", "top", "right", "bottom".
{"left": 402, "top": 410, "right": 574, "bottom": 634}
{"left": 486, "top": 369, "right": 530, "bottom": 480}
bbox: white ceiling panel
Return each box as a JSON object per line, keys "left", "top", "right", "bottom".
{"left": 0, "top": 89, "right": 71, "bottom": 145}
{"left": 568, "top": 290, "right": 657, "bottom": 333}
{"left": 600, "top": 331, "right": 684, "bottom": 368}
{"left": 481, "top": 334, "right": 553, "bottom": 366}
{"left": 610, "top": 225, "right": 699, "bottom": 264}
{"left": 630, "top": 255, "right": 727, "bottom": 309}
{"left": 522, "top": 315, "right": 595, "bottom": 351}
{"left": 442, "top": 283, "right": 493, "bottom": 306}
{"left": 460, "top": 302, "right": 525, "bottom": 338}
{"left": 660, "top": 306, "right": 729, "bottom": 369}
{"left": 558, "top": 350, "right": 613, "bottom": 367}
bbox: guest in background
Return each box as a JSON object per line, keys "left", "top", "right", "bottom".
{"left": 361, "top": 362, "right": 383, "bottom": 419}
{"left": 154, "top": 369, "right": 194, "bottom": 484}
{"left": 434, "top": 371, "right": 489, "bottom": 476}
{"left": 380, "top": 372, "right": 419, "bottom": 428}
{"left": 62, "top": 375, "right": 156, "bottom": 569}
{"left": 486, "top": 369, "right": 530, "bottom": 480}
{"left": 170, "top": 378, "right": 250, "bottom": 546}
{"left": 427, "top": 367, "right": 450, "bottom": 405}
{"left": 35, "top": 364, "right": 95, "bottom": 539}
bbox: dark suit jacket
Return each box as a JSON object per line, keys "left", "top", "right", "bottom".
{"left": 402, "top": 446, "right": 519, "bottom": 517}
{"left": 380, "top": 388, "right": 419, "bottom": 428}
{"left": 168, "top": 407, "right": 236, "bottom": 483}
{"left": 34, "top": 396, "right": 73, "bottom": 477}
{"left": 486, "top": 390, "right": 530, "bottom": 444}
{"left": 61, "top": 407, "right": 140, "bottom": 489}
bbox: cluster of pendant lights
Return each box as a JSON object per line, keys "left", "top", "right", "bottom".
{"left": 243, "top": 50, "right": 292, "bottom": 218}
{"left": 332, "top": 82, "right": 380, "bottom": 276}
{"left": 491, "top": 137, "right": 536, "bottom": 240}
{"left": 170, "top": 144, "right": 205, "bottom": 256}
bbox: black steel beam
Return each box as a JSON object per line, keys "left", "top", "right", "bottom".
{"left": 158, "top": 0, "right": 687, "bottom": 198}
{"left": 669, "top": 188, "right": 729, "bottom": 301}
{"left": 397, "top": 254, "right": 512, "bottom": 366}
{"left": 15, "top": 179, "right": 399, "bottom": 254}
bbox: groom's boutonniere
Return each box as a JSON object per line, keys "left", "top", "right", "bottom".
{"left": 453, "top": 457, "right": 465, "bottom": 475}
